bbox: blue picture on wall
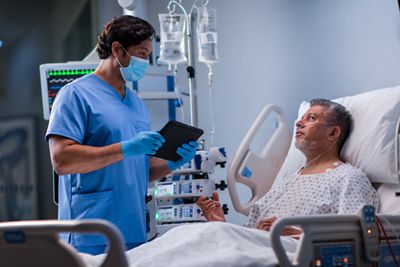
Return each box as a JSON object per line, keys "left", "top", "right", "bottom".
{"left": 0, "top": 117, "right": 37, "bottom": 221}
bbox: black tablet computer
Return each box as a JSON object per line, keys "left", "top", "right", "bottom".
{"left": 154, "top": 120, "right": 204, "bottom": 161}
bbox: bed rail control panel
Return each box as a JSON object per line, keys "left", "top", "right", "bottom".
{"left": 312, "top": 243, "right": 355, "bottom": 267}
{"left": 360, "top": 205, "right": 380, "bottom": 262}
{"left": 379, "top": 243, "right": 400, "bottom": 266}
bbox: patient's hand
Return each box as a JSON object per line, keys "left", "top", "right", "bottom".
{"left": 280, "top": 226, "right": 303, "bottom": 237}
{"left": 196, "top": 191, "right": 226, "bottom": 222}
{"left": 256, "top": 217, "right": 278, "bottom": 231}
{"left": 256, "top": 217, "right": 303, "bottom": 237}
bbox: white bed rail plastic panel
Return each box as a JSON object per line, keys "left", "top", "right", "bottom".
{"left": 227, "top": 104, "right": 291, "bottom": 216}
{"left": 0, "top": 219, "right": 128, "bottom": 267}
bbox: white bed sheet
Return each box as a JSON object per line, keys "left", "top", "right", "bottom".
{"left": 79, "top": 222, "right": 299, "bottom": 267}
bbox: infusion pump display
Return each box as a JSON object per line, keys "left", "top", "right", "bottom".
{"left": 156, "top": 204, "right": 204, "bottom": 223}
{"left": 39, "top": 62, "right": 98, "bottom": 120}
{"left": 153, "top": 179, "right": 215, "bottom": 224}
{"left": 154, "top": 180, "right": 214, "bottom": 198}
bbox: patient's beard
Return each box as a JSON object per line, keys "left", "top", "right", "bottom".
{"left": 295, "top": 138, "right": 339, "bottom": 168}
{"left": 295, "top": 139, "right": 319, "bottom": 155}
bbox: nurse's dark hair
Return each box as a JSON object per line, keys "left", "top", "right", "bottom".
{"left": 310, "top": 98, "right": 353, "bottom": 152}
{"left": 96, "top": 15, "right": 155, "bottom": 59}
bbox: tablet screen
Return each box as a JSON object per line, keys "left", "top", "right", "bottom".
{"left": 153, "top": 120, "right": 204, "bottom": 161}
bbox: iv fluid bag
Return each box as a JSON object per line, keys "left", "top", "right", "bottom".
{"left": 158, "top": 13, "right": 187, "bottom": 65}
{"left": 197, "top": 7, "right": 218, "bottom": 64}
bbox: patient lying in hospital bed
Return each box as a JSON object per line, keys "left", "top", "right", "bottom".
{"left": 196, "top": 98, "right": 377, "bottom": 234}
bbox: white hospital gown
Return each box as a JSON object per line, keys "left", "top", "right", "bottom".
{"left": 246, "top": 163, "right": 378, "bottom": 228}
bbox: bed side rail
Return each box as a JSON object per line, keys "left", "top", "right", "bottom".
{"left": 270, "top": 214, "right": 400, "bottom": 267}
{"left": 227, "top": 104, "right": 291, "bottom": 216}
{"left": 0, "top": 219, "right": 128, "bottom": 267}
{"left": 271, "top": 215, "right": 362, "bottom": 267}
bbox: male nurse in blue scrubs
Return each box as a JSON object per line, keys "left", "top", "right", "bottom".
{"left": 45, "top": 15, "right": 198, "bottom": 255}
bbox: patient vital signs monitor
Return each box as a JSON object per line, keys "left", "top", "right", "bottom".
{"left": 39, "top": 62, "right": 98, "bottom": 205}
{"left": 39, "top": 62, "right": 98, "bottom": 120}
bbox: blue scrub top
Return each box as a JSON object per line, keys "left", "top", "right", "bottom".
{"left": 46, "top": 74, "right": 151, "bottom": 247}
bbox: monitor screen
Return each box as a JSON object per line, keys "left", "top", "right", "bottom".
{"left": 39, "top": 62, "right": 98, "bottom": 120}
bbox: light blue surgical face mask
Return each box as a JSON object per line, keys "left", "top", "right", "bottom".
{"left": 116, "top": 47, "right": 149, "bottom": 82}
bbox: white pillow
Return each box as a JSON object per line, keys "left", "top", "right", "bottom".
{"left": 275, "top": 86, "right": 400, "bottom": 184}
{"left": 377, "top": 184, "right": 400, "bottom": 213}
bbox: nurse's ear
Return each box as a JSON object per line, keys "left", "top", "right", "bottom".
{"left": 111, "top": 41, "right": 130, "bottom": 58}
{"left": 111, "top": 42, "right": 129, "bottom": 68}
{"left": 111, "top": 42, "right": 126, "bottom": 58}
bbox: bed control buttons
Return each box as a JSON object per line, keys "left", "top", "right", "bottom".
{"left": 359, "top": 205, "right": 380, "bottom": 262}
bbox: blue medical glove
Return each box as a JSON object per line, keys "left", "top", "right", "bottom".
{"left": 167, "top": 141, "right": 198, "bottom": 171}
{"left": 121, "top": 131, "right": 165, "bottom": 158}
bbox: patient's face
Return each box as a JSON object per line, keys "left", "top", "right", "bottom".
{"left": 295, "top": 105, "right": 333, "bottom": 153}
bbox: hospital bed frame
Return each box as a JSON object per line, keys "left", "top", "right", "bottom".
{"left": 0, "top": 219, "right": 128, "bottom": 267}
{"left": 1, "top": 213, "right": 399, "bottom": 267}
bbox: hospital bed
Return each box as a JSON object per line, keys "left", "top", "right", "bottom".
{"left": 0, "top": 86, "right": 399, "bottom": 267}
{"left": 227, "top": 85, "right": 400, "bottom": 266}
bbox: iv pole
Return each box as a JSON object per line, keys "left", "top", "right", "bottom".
{"left": 166, "top": 0, "right": 202, "bottom": 127}
{"left": 186, "top": 9, "right": 199, "bottom": 127}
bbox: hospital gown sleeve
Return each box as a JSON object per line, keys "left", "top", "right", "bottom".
{"left": 245, "top": 201, "right": 262, "bottom": 228}
{"left": 337, "top": 169, "right": 378, "bottom": 214}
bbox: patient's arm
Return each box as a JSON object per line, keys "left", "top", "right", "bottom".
{"left": 196, "top": 191, "right": 226, "bottom": 222}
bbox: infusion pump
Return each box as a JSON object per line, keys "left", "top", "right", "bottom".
{"left": 147, "top": 146, "right": 227, "bottom": 234}
{"left": 155, "top": 179, "right": 214, "bottom": 198}
{"left": 154, "top": 179, "right": 215, "bottom": 223}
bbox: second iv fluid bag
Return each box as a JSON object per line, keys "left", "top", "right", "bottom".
{"left": 158, "top": 13, "right": 187, "bottom": 65}
{"left": 197, "top": 7, "right": 218, "bottom": 64}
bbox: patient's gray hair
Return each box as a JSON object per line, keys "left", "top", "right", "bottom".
{"left": 310, "top": 98, "right": 352, "bottom": 152}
